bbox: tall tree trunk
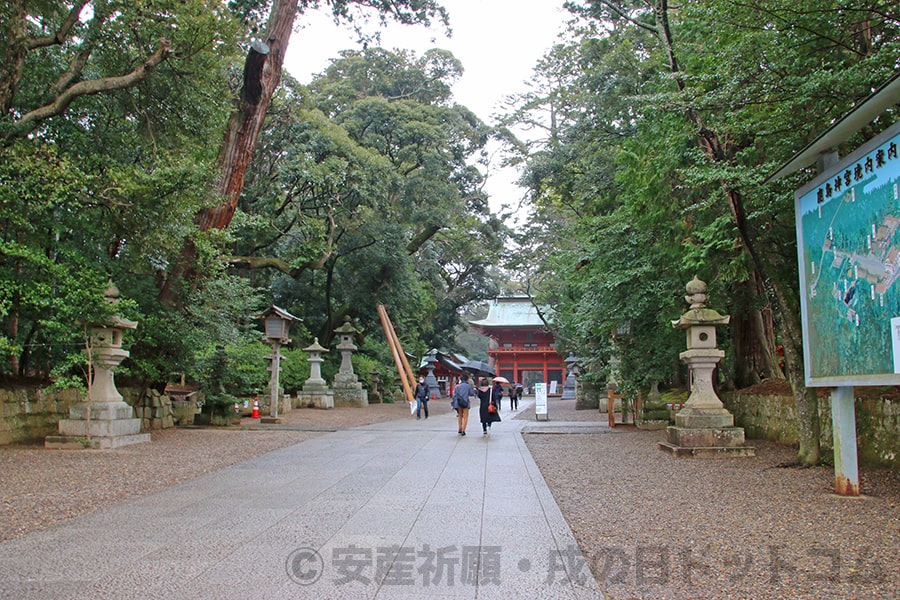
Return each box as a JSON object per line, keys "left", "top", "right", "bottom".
{"left": 158, "top": 0, "right": 299, "bottom": 304}
{"left": 731, "top": 273, "right": 783, "bottom": 388}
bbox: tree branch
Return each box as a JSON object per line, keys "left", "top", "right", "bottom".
{"left": 228, "top": 255, "right": 295, "bottom": 275}
{"left": 8, "top": 40, "right": 172, "bottom": 139}
{"left": 406, "top": 223, "right": 442, "bottom": 253}
{"left": 25, "top": 2, "right": 89, "bottom": 50}
{"left": 594, "top": 0, "right": 660, "bottom": 35}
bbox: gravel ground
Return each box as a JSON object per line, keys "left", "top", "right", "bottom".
{"left": 2, "top": 396, "right": 898, "bottom": 600}
{"left": 520, "top": 398, "right": 900, "bottom": 600}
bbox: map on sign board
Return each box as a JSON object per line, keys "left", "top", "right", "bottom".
{"left": 796, "top": 122, "right": 900, "bottom": 386}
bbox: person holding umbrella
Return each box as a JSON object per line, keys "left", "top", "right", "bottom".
{"left": 510, "top": 382, "right": 521, "bottom": 410}
{"left": 478, "top": 377, "right": 502, "bottom": 435}
{"left": 492, "top": 379, "right": 504, "bottom": 411}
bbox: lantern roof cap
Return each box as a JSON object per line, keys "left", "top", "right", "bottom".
{"left": 672, "top": 308, "right": 730, "bottom": 329}
{"left": 98, "top": 280, "right": 137, "bottom": 329}
{"left": 303, "top": 337, "right": 327, "bottom": 353}
{"left": 334, "top": 315, "right": 358, "bottom": 334}
{"left": 259, "top": 304, "right": 301, "bottom": 322}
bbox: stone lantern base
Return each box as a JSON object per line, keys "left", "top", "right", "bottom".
{"left": 333, "top": 386, "right": 368, "bottom": 407}
{"left": 333, "top": 372, "right": 367, "bottom": 407}
{"left": 299, "top": 389, "right": 334, "bottom": 409}
{"left": 658, "top": 407, "right": 755, "bottom": 457}
{"left": 46, "top": 401, "right": 150, "bottom": 449}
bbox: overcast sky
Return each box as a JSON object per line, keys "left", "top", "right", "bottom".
{"left": 284, "top": 0, "right": 570, "bottom": 219}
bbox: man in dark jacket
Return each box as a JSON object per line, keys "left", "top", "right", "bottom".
{"left": 414, "top": 376, "right": 429, "bottom": 419}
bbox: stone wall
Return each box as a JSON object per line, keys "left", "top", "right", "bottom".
{"left": 0, "top": 386, "right": 82, "bottom": 445}
{"left": 1, "top": 385, "right": 188, "bottom": 445}
{"left": 723, "top": 389, "right": 900, "bottom": 468}
{"left": 575, "top": 381, "right": 601, "bottom": 410}
{"left": 122, "top": 388, "right": 178, "bottom": 431}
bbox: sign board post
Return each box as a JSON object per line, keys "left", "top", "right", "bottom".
{"left": 534, "top": 382, "right": 548, "bottom": 421}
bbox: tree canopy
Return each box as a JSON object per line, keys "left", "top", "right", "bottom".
{"left": 0, "top": 1, "right": 499, "bottom": 396}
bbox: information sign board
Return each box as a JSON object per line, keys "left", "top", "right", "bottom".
{"left": 796, "top": 120, "right": 900, "bottom": 385}
{"left": 535, "top": 382, "right": 548, "bottom": 420}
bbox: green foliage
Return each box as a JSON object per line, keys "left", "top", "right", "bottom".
{"left": 192, "top": 341, "right": 269, "bottom": 407}
{"left": 1, "top": 1, "right": 240, "bottom": 382}
{"left": 0, "top": 0, "right": 474, "bottom": 401}
{"left": 278, "top": 347, "right": 309, "bottom": 394}
{"left": 351, "top": 352, "right": 397, "bottom": 402}
{"left": 236, "top": 46, "right": 506, "bottom": 366}
{"left": 505, "top": 0, "right": 900, "bottom": 398}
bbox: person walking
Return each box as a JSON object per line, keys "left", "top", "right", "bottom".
{"left": 478, "top": 377, "right": 502, "bottom": 435}
{"left": 492, "top": 379, "right": 504, "bottom": 411}
{"left": 451, "top": 373, "right": 475, "bottom": 435}
{"left": 510, "top": 382, "right": 520, "bottom": 410}
{"left": 414, "top": 375, "right": 429, "bottom": 419}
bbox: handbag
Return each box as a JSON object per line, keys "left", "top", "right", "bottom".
{"left": 488, "top": 402, "right": 497, "bottom": 414}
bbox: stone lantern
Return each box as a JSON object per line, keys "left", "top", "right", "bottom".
{"left": 332, "top": 316, "right": 368, "bottom": 407}
{"left": 259, "top": 305, "right": 301, "bottom": 421}
{"left": 561, "top": 353, "right": 579, "bottom": 400}
{"left": 659, "top": 277, "right": 754, "bottom": 457}
{"left": 423, "top": 350, "right": 440, "bottom": 397}
{"left": 298, "top": 338, "right": 333, "bottom": 409}
{"left": 46, "top": 281, "right": 150, "bottom": 449}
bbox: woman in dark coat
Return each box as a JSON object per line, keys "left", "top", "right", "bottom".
{"left": 477, "top": 377, "right": 501, "bottom": 435}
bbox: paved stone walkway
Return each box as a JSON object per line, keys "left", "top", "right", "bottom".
{"left": 0, "top": 400, "right": 604, "bottom": 599}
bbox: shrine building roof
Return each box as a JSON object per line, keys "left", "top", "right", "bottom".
{"left": 469, "top": 297, "right": 544, "bottom": 329}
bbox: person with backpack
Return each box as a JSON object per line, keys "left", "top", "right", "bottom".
{"left": 451, "top": 373, "right": 475, "bottom": 436}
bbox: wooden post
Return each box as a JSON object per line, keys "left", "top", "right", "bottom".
{"left": 607, "top": 389, "right": 617, "bottom": 428}
{"left": 381, "top": 306, "right": 416, "bottom": 393}
{"left": 377, "top": 305, "right": 414, "bottom": 403}
{"left": 269, "top": 340, "right": 281, "bottom": 418}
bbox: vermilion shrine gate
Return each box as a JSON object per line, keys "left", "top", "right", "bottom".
{"left": 470, "top": 297, "right": 566, "bottom": 394}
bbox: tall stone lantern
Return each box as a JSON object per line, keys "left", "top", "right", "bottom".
{"left": 46, "top": 281, "right": 150, "bottom": 449}
{"left": 259, "top": 305, "right": 300, "bottom": 422}
{"left": 332, "top": 316, "right": 368, "bottom": 407}
{"left": 659, "top": 277, "right": 754, "bottom": 457}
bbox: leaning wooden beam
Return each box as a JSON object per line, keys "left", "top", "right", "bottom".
{"left": 391, "top": 317, "right": 417, "bottom": 392}
{"left": 377, "top": 305, "right": 414, "bottom": 403}
{"left": 379, "top": 304, "right": 417, "bottom": 393}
